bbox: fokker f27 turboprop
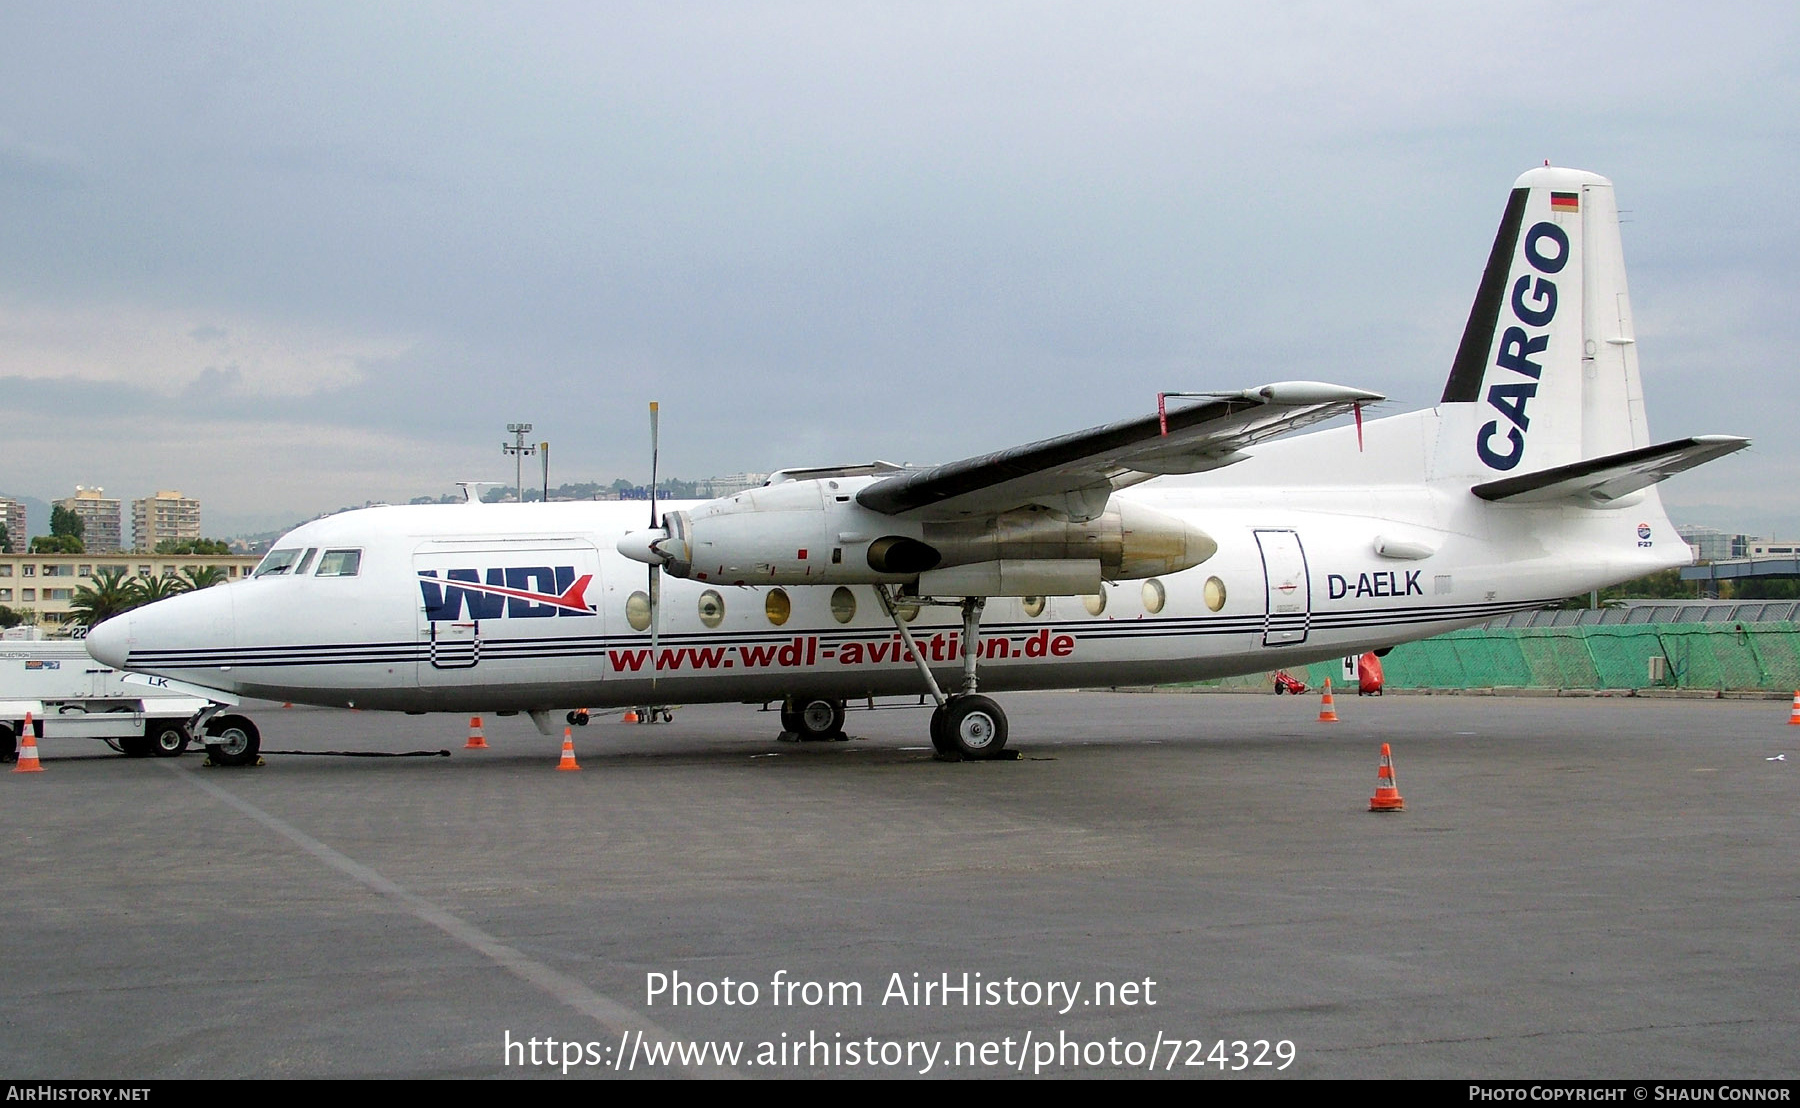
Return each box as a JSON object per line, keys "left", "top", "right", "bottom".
{"left": 85, "top": 167, "right": 1747, "bottom": 765}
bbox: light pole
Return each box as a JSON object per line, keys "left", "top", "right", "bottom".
{"left": 504, "top": 423, "right": 536, "bottom": 504}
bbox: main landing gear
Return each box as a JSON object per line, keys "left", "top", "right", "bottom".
{"left": 878, "top": 587, "right": 1010, "bottom": 760}
{"left": 778, "top": 698, "right": 848, "bottom": 742}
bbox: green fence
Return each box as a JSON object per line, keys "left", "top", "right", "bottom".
{"left": 1231, "top": 622, "right": 1800, "bottom": 692}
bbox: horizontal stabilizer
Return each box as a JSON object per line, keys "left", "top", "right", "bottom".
{"left": 1470, "top": 436, "right": 1749, "bottom": 505}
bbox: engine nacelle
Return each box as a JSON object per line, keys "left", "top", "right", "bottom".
{"left": 622, "top": 476, "right": 1216, "bottom": 589}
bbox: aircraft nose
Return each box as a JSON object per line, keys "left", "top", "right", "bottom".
{"left": 85, "top": 613, "right": 131, "bottom": 669}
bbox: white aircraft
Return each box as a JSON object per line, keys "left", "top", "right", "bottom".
{"left": 85, "top": 166, "right": 1747, "bottom": 766}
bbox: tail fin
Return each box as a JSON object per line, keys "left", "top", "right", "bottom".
{"left": 1435, "top": 167, "right": 1648, "bottom": 477}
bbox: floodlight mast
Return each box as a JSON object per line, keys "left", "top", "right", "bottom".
{"left": 504, "top": 423, "right": 536, "bottom": 504}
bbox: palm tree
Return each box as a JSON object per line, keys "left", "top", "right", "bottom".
{"left": 180, "top": 565, "right": 229, "bottom": 590}
{"left": 135, "top": 573, "right": 190, "bottom": 606}
{"left": 69, "top": 569, "right": 142, "bottom": 628}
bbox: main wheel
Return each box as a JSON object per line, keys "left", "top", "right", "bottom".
{"left": 148, "top": 721, "right": 191, "bottom": 758}
{"left": 204, "top": 714, "right": 262, "bottom": 768}
{"left": 780, "top": 698, "right": 846, "bottom": 740}
{"left": 0, "top": 723, "right": 16, "bottom": 764}
{"left": 928, "top": 704, "right": 952, "bottom": 754}
{"left": 940, "top": 695, "right": 1008, "bottom": 760}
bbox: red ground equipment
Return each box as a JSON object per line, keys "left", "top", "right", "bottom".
{"left": 1357, "top": 652, "right": 1385, "bottom": 696}
{"left": 1272, "top": 671, "right": 1309, "bottom": 696}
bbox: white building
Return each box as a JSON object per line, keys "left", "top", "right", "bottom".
{"left": 132, "top": 490, "right": 202, "bottom": 552}
{"left": 55, "top": 486, "right": 124, "bottom": 552}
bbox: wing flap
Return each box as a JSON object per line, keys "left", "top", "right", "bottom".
{"left": 1470, "top": 436, "right": 1750, "bottom": 505}
{"left": 856, "top": 381, "right": 1382, "bottom": 518}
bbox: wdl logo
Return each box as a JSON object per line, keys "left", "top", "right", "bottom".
{"left": 418, "top": 568, "right": 595, "bottom": 621}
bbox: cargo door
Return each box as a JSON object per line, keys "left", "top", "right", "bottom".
{"left": 413, "top": 539, "right": 605, "bottom": 691}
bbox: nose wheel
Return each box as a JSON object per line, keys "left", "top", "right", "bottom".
{"left": 203, "top": 714, "right": 262, "bottom": 768}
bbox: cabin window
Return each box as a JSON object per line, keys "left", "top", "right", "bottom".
{"left": 1203, "top": 576, "right": 1227, "bottom": 612}
{"left": 830, "top": 587, "right": 856, "bottom": 624}
{"left": 625, "top": 591, "right": 652, "bottom": 631}
{"left": 1083, "top": 590, "right": 1107, "bottom": 616}
{"left": 698, "top": 589, "right": 726, "bottom": 628}
{"left": 765, "top": 588, "right": 791, "bottom": 626}
{"left": 293, "top": 548, "right": 319, "bottom": 575}
{"left": 1022, "top": 596, "right": 1045, "bottom": 618}
{"left": 255, "top": 549, "right": 302, "bottom": 577}
{"left": 315, "top": 550, "right": 362, "bottom": 577}
{"left": 1141, "top": 578, "right": 1166, "bottom": 615}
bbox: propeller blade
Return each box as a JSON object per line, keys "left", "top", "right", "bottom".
{"left": 648, "top": 561, "right": 661, "bottom": 687}
{"left": 649, "top": 401, "right": 661, "bottom": 694}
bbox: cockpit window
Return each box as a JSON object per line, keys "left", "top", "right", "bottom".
{"left": 293, "top": 548, "right": 319, "bottom": 575}
{"left": 254, "top": 548, "right": 303, "bottom": 577}
{"left": 315, "top": 549, "right": 362, "bottom": 578}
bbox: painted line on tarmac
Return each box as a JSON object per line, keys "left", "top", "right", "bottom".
{"left": 167, "top": 762, "right": 739, "bottom": 1078}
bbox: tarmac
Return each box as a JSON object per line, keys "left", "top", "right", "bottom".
{"left": 3, "top": 690, "right": 1795, "bottom": 1079}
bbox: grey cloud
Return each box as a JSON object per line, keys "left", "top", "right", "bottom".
{"left": 0, "top": 2, "right": 1794, "bottom": 532}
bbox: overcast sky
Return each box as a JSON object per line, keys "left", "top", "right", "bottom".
{"left": 0, "top": 2, "right": 1794, "bottom": 537}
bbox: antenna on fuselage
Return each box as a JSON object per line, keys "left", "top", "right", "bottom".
{"left": 454, "top": 481, "right": 505, "bottom": 504}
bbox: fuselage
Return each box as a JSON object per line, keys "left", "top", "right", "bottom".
{"left": 84, "top": 408, "right": 1686, "bottom": 714}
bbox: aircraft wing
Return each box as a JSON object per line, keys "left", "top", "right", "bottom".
{"left": 1470, "top": 436, "right": 1750, "bottom": 505}
{"left": 854, "top": 381, "right": 1383, "bottom": 520}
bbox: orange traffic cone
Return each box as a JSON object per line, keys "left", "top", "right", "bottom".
{"left": 1369, "top": 743, "right": 1404, "bottom": 812}
{"left": 13, "top": 713, "right": 43, "bottom": 773}
{"left": 1318, "top": 678, "right": 1339, "bottom": 723}
{"left": 1787, "top": 691, "right": 1800, "bottom": 726}
{"left": 555, "top": 727, "right": 581, "bottom": 771}
{"left": 622, "top": 709, "right": 639, "bottom": 724}
{"left": 465, "top": 715, "right": 490, "bottom": 749}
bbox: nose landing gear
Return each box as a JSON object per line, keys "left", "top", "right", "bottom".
{"left": 203, "top": 714, "right": 262, "bottom": 768}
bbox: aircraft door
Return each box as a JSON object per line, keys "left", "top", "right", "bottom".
{"left": 1255, "top": 529, "right": 1311, "bottom": 646}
